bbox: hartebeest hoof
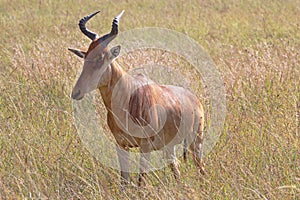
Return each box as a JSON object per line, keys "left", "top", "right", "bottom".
{"left": 138, "top": 173, "right": 147, "bottom": 187}
{"left": 198, "top": 161, "right": 205, "bottom": 175}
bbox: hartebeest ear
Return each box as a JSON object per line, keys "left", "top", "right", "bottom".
{"left": 109, "top": 45, "right": 121, "bottom": 59}
{"left": 68, "top": 48, "right": 86, "bottom": 58}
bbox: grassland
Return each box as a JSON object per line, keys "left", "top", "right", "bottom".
{"left": 0, "top": 0, "right": 299, "bottom": 199}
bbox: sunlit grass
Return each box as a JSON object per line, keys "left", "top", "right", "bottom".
{"left": 0, "top": 0, "right": 299, "bottom": 199}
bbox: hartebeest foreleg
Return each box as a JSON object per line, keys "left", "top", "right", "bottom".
{"left": 116, "top": 147, "right": 130, "bottom": 184}
{"left": 138, "top": 139, "right": 151, "bottom": 186}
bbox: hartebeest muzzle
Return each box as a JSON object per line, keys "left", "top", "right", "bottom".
{"left": 71, "top": 89, "right": 83, "bottom": 100}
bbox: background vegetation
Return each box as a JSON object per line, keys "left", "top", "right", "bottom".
{"left": 0, "top": 0, "right": 299, "bottom": 199}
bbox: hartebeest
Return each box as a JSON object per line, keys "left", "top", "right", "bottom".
{"left": 69, "top": 10, "right": 205, "bottom": 186}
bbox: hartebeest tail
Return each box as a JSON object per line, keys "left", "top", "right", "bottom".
{"left": 69, "top": 10, "right": 205, "bottom": 186}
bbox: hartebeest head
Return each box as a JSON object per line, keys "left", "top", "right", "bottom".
{"left": 69, "top": 10, "right": 124, "bottom": 100}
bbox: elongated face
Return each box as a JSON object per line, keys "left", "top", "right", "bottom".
{"left": 68, "top": 10, "right": 124, "bottom": 100}
{"left": 70, "top": 44, "right": 121, "bottom": 100}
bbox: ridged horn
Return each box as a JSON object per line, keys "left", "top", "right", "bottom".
{"left": 79, "top": 10, "right": 100, "bottom": 40}
{"left": 98, "top": 10, "right": 125, "bottom": 47}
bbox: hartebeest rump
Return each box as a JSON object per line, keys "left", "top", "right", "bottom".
{"left": 69, "top": 10, "right": 205, "bottom": 186}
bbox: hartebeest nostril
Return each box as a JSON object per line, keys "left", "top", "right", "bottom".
{"left": 72, "top": 90, "right": 81, "bottom": 100}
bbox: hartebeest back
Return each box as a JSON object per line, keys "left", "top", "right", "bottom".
{"left": 69, "top": 10, "right": 205, "bottom": 186}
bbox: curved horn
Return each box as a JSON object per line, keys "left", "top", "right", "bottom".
{"left": 79, "top": 10, "right": 100, "bottom": 40}
{"left": 98, "top": 10, "right": 125, "bottom": 47}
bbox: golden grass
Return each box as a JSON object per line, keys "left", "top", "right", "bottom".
{"left": 0, "top": 0, "right": 299, "bottom": 199}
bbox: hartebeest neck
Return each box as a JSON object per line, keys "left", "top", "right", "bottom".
{"left": 98, "top": 61, "right": 126, "bottom": 109}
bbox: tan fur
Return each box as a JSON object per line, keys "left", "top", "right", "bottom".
{"left": 71, "top": 51, "right": 205, "bottom": 184}
{"left": 85, "top": 39, "right": 106, "bottom": 58}
{"left": 70, "top": 15, "right": 205, "bottom": 184}
{"left": 98, "top": 61, "right": 205, "bottom": 184}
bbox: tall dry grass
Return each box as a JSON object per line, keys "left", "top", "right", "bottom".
{"left": 0, "top": 0, "right": 299, "bottom": 199}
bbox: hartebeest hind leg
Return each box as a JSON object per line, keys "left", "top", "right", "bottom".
{"left": 189, "top": 123, "right": 205, "bottom": 175}
{"left": 116, "top": 146, "right": 130, "bottom": 184}
{"left": 165, "top": 146, "right": 181, "bottom": 181}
